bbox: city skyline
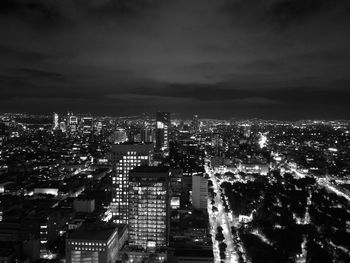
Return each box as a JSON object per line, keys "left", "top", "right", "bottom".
{"left": 1, "top": 1, "right": 350, "bottom": 119}
{"left": 0, "top": 110, "right": 349, "bottom": 262}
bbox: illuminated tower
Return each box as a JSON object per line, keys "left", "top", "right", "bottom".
{"left": 82, "top": 117, "right": 93, "bottom": 134}
{"left": 192, "top": 114, "right": 200, "bottom": 133}
{"left": 156, "top": 112, "right": 170, "bottom": 152}
{"left": 69, "top": 115, "right": 78, "bottom": 133}
{"left": 53, "top": 113, "right": 59, "bottom": 130}
{"left": 129, "top": 166, "right": 169, "bottom": 251}
{"left": 110, "top": 143, "right": 154, "bottom": 224}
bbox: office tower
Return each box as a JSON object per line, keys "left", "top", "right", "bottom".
{"left": 95, "top": 121, "right": 103, "bottom": 135}
{"left": 53, "top": 113, "right": 59, "bottom": 130}
{"left": 110, "top": 143, "right": 154, "bottom": 224}
{"left": 192, "top": 114, "right": 200, "bottom": 133}
{"left": 69, "top": 114, "right": 78, "bottom": 132}
{"left": 192, "top": 175, "right": 208, "bottom": 210}
{"left": 65, "top": 223, "right": 120, "bottom": 263}
{"left": 141, "top": 125, "right": 153, "bottom": 143}
{"left": 156, "top": 112, "right": 170, "bottom": 152}
{"left": 129, "top": 166, "right": 170, "bottom": 251}
{"left": 82, "top": 117, "right": 93, "bottom": 134}
{"left": 211, "top": 133, "right": 223, "bottom": 157}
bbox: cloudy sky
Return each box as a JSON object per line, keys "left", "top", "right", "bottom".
{"left": 0, "top": 0, "right": 349, "bottom": 119}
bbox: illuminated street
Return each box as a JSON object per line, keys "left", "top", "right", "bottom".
{"left": 206, "top": 163, "right": 240, "bottom": 263}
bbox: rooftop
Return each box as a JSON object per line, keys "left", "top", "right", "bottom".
{"left": 131, "top": 166, "right": 169, "bottom": 173}
{"left": 68, "top": 222, "right": 117, "bottom": 241}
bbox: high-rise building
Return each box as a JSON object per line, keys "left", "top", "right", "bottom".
{"left": 95, "top": 121, "right": 103, "bottom": 135}
{"left": 211, "top": 133, "right": 223, "bottom": 157}
{"left": 53, "top": 113, "right": 59, "bottom": 130}
{"left": 155, "top": 112, "right": 170, "bottom": 152}
{"left": 69, "top": 115, "right": 78, "bottom": 132}
{"left": 192, "top": 175, "right": 208, "bottom": 211}
{"left": 192, "top": 114, "right": 200, "bottom": 133}
{"left": 82, "top": 117, "right": 93, "bottom": 134}
{"left": 141, "top": 125, "right": 153, "bottom": 143}
{"left": 65, "top": 223, "right": 120, "bottom": 263}
{"left": 128, "top": 166, "right": 170, "bottom": 252}
{"left": 110, "top": 143, "right": 154, "bottom": 224}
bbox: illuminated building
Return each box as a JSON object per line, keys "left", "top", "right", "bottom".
{"left": 110, "top": 143, "right": 154, "bottom": 224}
{"left": 141, "top": 126, "right": 153, "bottom": 143}
{"left": 95, "top": 121, "right": 103, "bottom": 135}
{"left": 192, "top": 175, "right": 208, "bottom": 210}
{"left": 156, "top": 112, "right": 170, "bottom": 152}
{"left": 53, "top": 113, "right": 59, "bottom": 130}
{"left": 239, "top": 159, "right": 269, "bottom": 175}
{"left": 82, "top": 117, "right": 93, "bottom": 134}
{"left": 22, "top": 209, "right": 66, "bottom": 259}
{"left": 192, "top": 114, "right": 200, "bottom": 133}
{"left": 69, "top": 114, "right": 78, "bottom": 132}
{"left": 128, "top": 166, "right": 169, "bottom": 251}
{"left": 65, "top": 223, "right": 121, "bottom": 263}
{"left": 211, "top": 133, "right": 223, "bottom": 156}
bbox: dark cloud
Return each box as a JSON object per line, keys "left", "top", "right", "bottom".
{"left": 0, "top": 0, "right": 349, "bottom": 119}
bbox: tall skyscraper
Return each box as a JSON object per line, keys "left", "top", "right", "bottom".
{"left": 128, "top": 166, "right": 170, "bottom": 252}
{"left": 110, "top": 143, "right": 154, "bottom": 224}
{"left": 53, "top": 113, "right": 59, "bottom": 130}
{"left": 69, "top": 114, "right": 78, "bottom": 133}
{"left": 82, "top": 117, "right": 93, "bottom": 134}
{"left": 156, "top": 112, "right": 170, "bottom": 152}
{"left": 192, "top": 114, "right": 200, "bottom": 133}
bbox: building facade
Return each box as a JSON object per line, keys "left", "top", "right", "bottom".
{"left": 66, "top": 223, "right": 119, "bottom": 263}
{"left": 192, "top": 175, "right": 208, "bottom": 210}
{"left": 156, "top": 112, "right": 170, "bottom": 152}
{"left": 128, "top": 166, "right": 170, "bottom": 252}
{"left": 110, "top": 143, "right": 154, "bottom": 224}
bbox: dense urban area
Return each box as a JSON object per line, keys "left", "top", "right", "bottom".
{"left": 0, "top": 112, "right": 349, "bottom": 263}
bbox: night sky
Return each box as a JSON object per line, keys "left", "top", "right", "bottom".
{"left": 0, "top": 0, "right": 349, "bottom": 119}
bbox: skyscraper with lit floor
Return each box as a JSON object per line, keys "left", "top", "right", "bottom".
{"left": 53, "top": 113, "right": 59, "bottom": 130}
{"left": 110, "top": 143, "right": 154, "bottom": 224}
{"left": 155, "top": 112, "right": 170, "bottom": 152}
{"left": 128, "top": 166, "right": 170, "bottom": 253}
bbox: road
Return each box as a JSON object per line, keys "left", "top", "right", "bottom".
{"left": 206, "top": 163, "right": 240, "bottom": 263}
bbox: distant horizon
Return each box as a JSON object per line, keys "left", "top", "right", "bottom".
{"left": 1, "top": 110, "right": 349, "bottom": 123}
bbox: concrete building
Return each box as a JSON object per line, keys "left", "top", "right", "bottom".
{"left": 66, "top": 223, "right": 120, "bottom": 263}
{"left": 192, "top": 175, "right": 208, "bottom": 210}
{"left": 73, "top": 199, "right": 95, "bottom": 213}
